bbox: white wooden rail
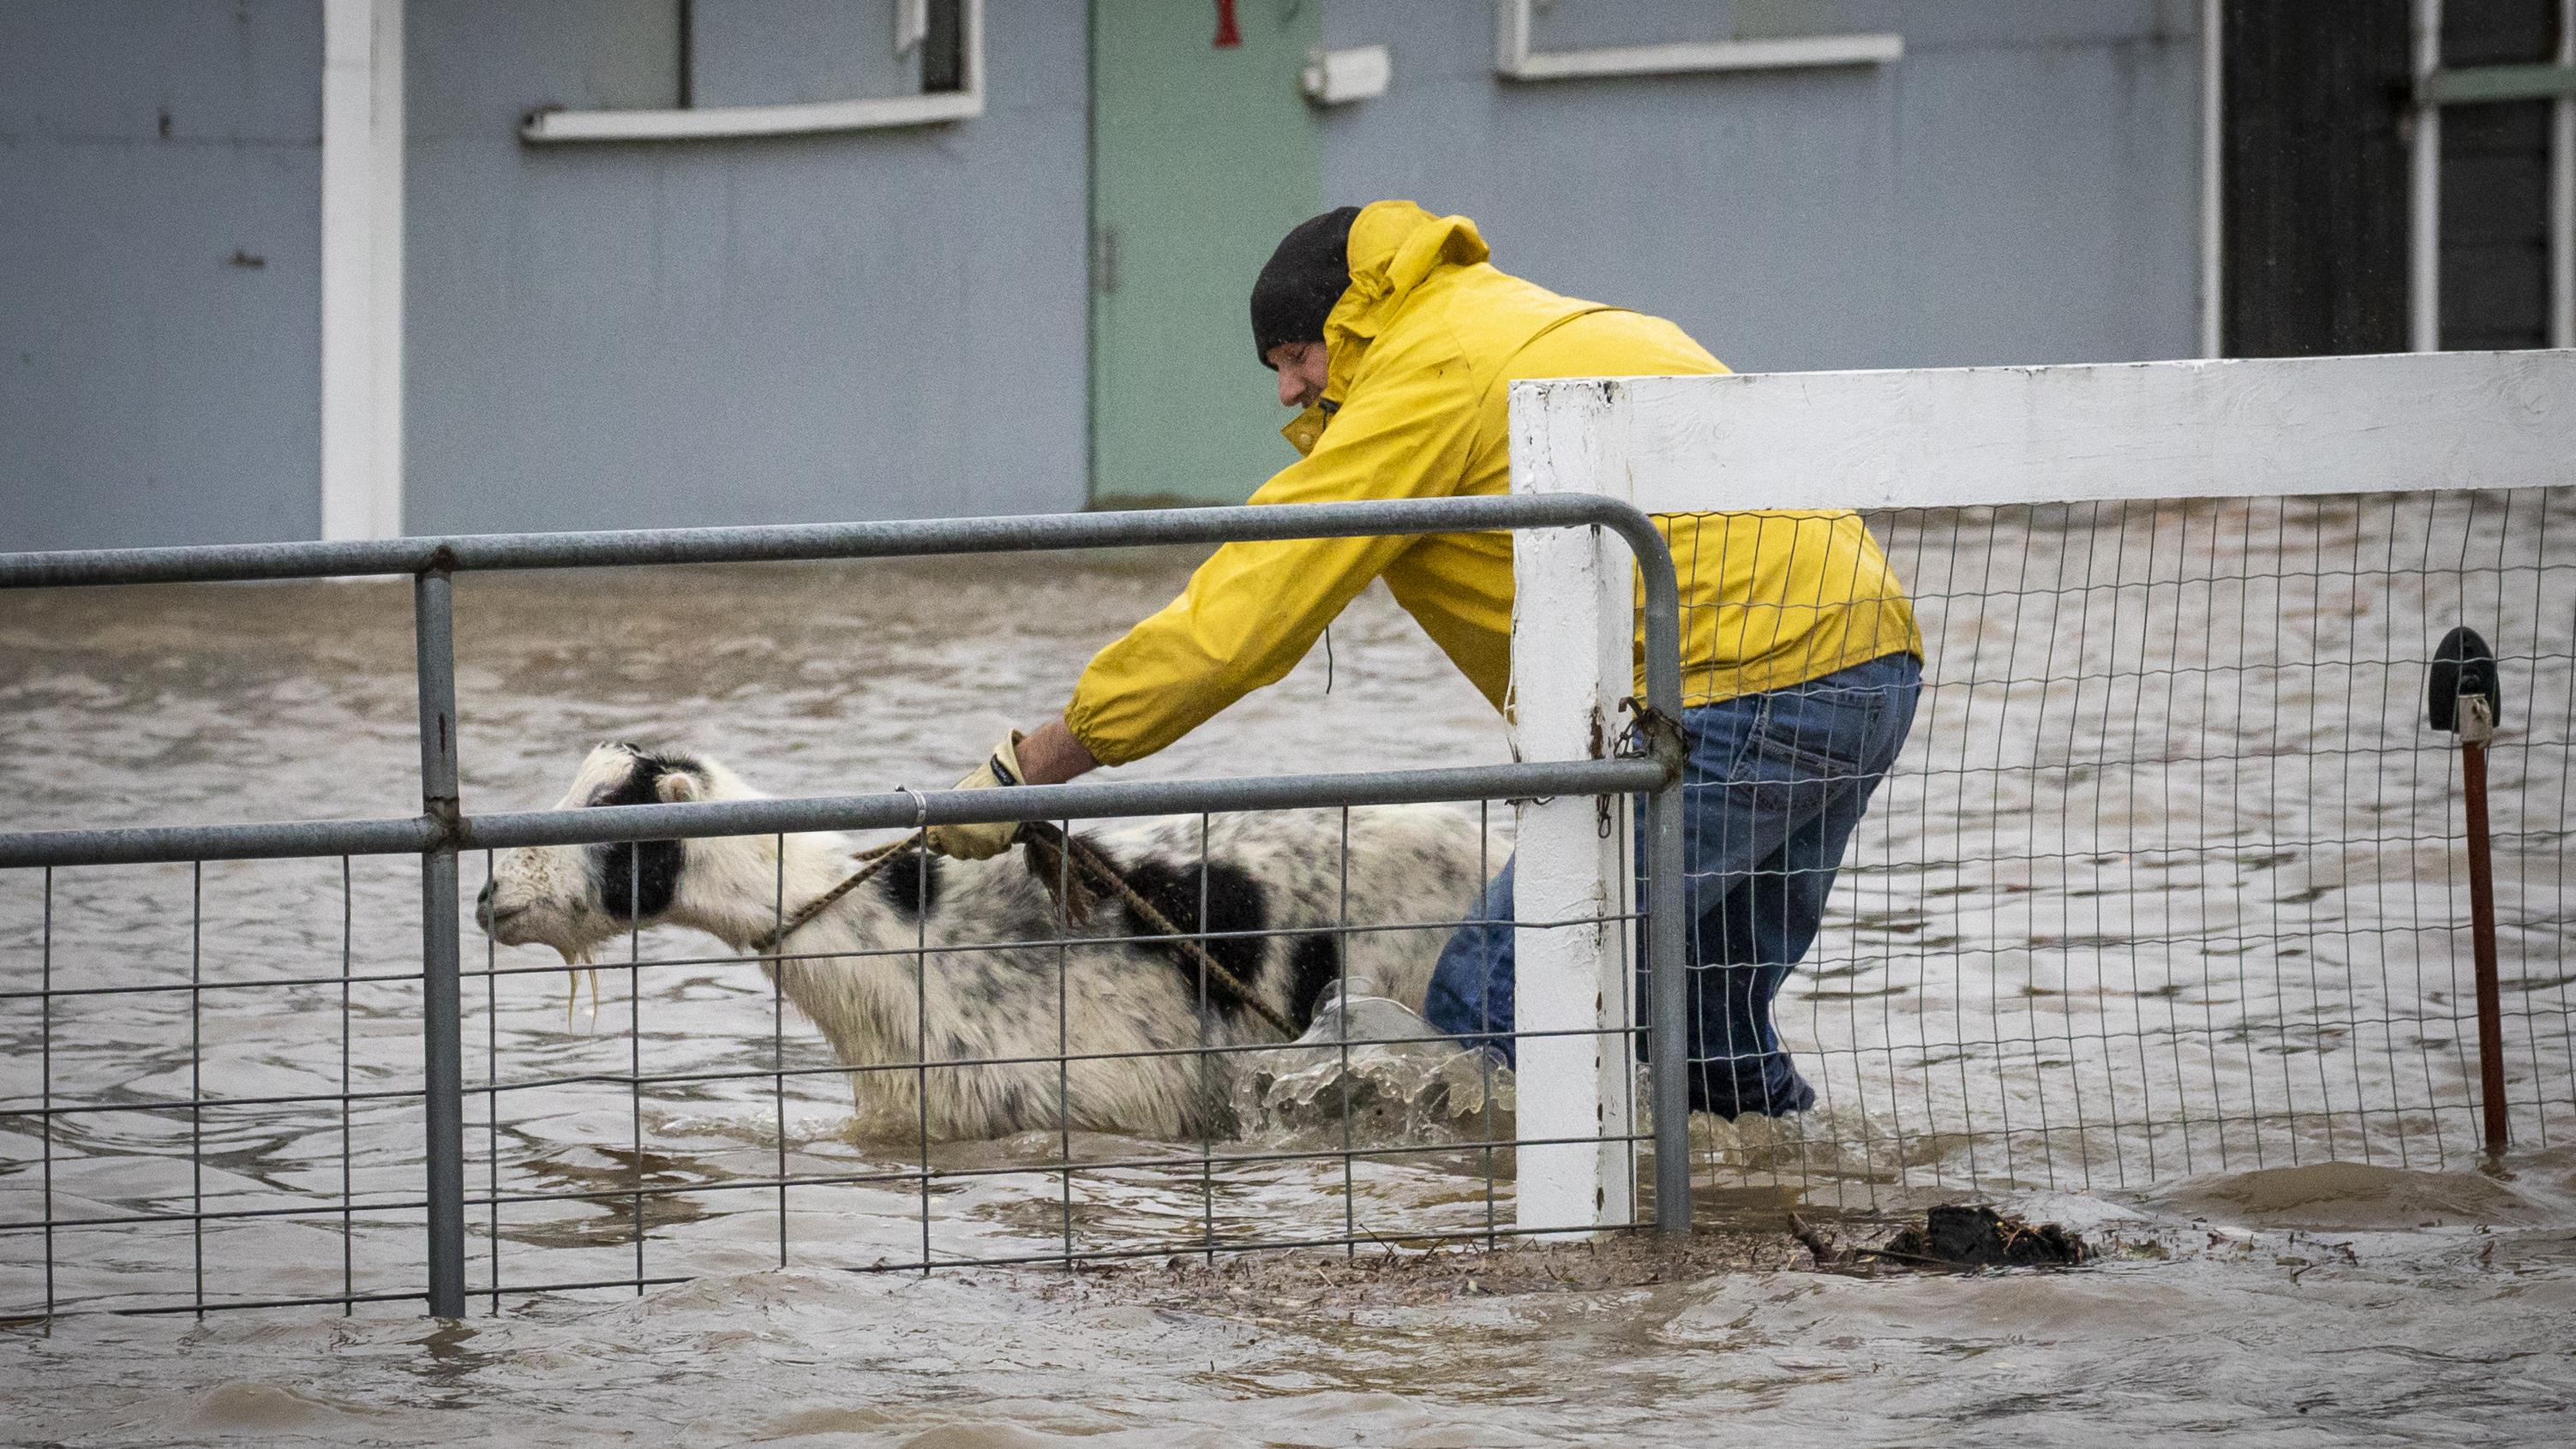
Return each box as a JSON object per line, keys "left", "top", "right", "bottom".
{"left": 1505, "top": 348, "right": 2576, "bottom": 1236}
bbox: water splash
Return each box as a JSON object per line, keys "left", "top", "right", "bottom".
{"left": 1234, "top": 988, "right": 1515, "bottom": 1146}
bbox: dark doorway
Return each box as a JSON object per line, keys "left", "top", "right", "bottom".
{"left": 2220, "top": 1, "right": 2414, "bottom": 356}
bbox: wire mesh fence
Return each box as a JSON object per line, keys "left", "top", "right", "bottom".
{"left": 458, "top": 802, "right": 1582, "bottom": 1308}
{"left": 0, "top": 856, "right": 440, "bottom": 1316}
{"left": 5, "top": 476, "right": 2567, "bottom": 1318}
{"left": 0, "top": 494, "right": 1687, "bottom": 1319}
{"left": 1705, "top": 486, "right": 2575, "bottom": 1206}
{"left": 0, "top": 803, "right": 1646, "bottom": 1317}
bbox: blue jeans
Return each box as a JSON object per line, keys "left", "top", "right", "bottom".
{"left": 1423, "top": 652, "right": 1921, "bottom": 1119}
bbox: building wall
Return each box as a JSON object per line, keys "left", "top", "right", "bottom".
{"left": 1320, "top": 0, "right": 2204, "bottom": 373}
{"left": 0, "top": 1, "right": 322, "bottom": 551}
{"left": 0, "top": 1, "right": 2205, "bottom": 549}
{"left": 403, "top": 0, "right": 1091, "bottom": 534}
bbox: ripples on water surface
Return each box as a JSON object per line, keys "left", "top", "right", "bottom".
{"left": 8, "top": 1160, "right": 2576, "bottom": 1446}
{"left": 6, "top": 495, "right": 2576, "bottom": 1442}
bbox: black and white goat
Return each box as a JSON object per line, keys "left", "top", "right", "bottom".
{"left": 477, "top": 743, "right": 1499, "bottom": 1141}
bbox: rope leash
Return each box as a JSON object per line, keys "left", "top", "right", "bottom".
{"left": 1018, "top": 820, "right": 1297, "bottom": 1040}
{"left": 747, "top": 830, "right": 923, "bottom": 956}
{"left": 750, "top": 819, "right": 1297, "bottom": 1041}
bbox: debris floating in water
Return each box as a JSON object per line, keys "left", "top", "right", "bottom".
{"left": 1797, "top": 1205, "right": 2092, "bottom": 1271}
{"left": 1044, "top": 1232, "right": 1804, "bottom": 1310}
{"left": 1885, "top": 1205, "right": 2091, "bottom": 1267}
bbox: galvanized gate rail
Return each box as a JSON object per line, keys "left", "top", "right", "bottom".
{"left": 0, "top": 495, "right": 1692, "bottom": 1318}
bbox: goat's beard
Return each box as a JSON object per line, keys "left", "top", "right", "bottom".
{"left": 556, "top": 943, "right": 603, "bottom": 1031}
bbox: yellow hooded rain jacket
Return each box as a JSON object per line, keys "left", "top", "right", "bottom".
{"left": 1064, "top": 201, "right": 1922, "bottom": 767}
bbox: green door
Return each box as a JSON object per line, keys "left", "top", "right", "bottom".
{"left": 1090, "top": 0, "right": 1322, "bottom": 506}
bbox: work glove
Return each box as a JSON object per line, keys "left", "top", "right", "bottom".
{"left": 925, "top": 732, "right": 1026, "bottom": 859}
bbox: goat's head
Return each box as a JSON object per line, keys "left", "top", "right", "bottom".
{"left": 476, "top": 742, "right": 762, "bottom": 959}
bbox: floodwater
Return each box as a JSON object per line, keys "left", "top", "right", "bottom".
{"left": 7, "top": 1160, "right": 2576, "bottom": 1446}
{"left": 6, "top": 494, "right": 2576, "bottom": 1444}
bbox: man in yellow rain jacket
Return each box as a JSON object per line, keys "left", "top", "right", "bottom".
{"left": 931, "top": 201, "right": 1922, "bottom": 1118}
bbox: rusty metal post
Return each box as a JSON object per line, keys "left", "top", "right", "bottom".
{"left": 2429, "top": 626, "right": 2507, "bottom": 1157}
{"left": 2459, "top": 714, "right": 2507, "bottom": 1155}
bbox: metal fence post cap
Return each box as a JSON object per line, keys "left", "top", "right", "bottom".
{"left": 2427, "top": 626, "right": 2502, "bottom": 734}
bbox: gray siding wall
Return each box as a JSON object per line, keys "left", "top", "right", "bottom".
{"left": 404, "top": 0, "right": 1091, "bottom": 534}
{"left": 0, "top": 1, "right": 322, "bottom": 551}
{"left": 1321, "top": 0, "right": 2202, "bottom": 373}
{"left": 3, "top": 1, "right": 2203, "bottom": 549}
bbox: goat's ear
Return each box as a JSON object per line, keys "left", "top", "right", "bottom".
{"left": 655, "top": 770, "right": 701, "bottom": 804}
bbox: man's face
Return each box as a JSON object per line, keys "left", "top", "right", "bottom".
{"left": 1265, "top": 340, "right": 1329, "bottom": 410}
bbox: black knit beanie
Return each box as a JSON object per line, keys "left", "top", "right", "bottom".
{"left": 1250, "top": 206, "right": 1362, "bottom": 365}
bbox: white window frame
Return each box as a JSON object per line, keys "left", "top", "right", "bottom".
{"left": 2199, "top": 0, "right": 2223, "bottom": 357}
{"left": 520, "top": 0, "right": 983, "bottom": 144}
{"left": 1493, "top": 0, "right": 1899, "bottom": 83}
{"left": 2405, "top": 0, "right": 2576, "bottom": 351}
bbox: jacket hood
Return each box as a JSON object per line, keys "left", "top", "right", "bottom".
{"left": 1277, "top": 201, "right": 1495, "bottom": 458}
{"left": 1323, "top": 202, "right": 1489, "bottom": 389}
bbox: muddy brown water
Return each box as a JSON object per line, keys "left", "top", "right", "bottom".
{"left": 6, "top": 500, "right": 2576, "bottom": 1443}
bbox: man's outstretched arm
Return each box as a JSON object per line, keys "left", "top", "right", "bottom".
{"left": 924, "top": 333, "right": 1477, "bottom": 859}
{"left": 1014, "top": 716, "right": 1099, "bottom": 786}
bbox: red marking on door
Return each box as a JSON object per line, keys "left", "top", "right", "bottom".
{"left": 1214, "top": 0, "right": 1241, "bottom": 48}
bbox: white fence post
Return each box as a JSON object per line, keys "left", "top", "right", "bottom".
{"left": 1508, "top": 380, "right": 1638, "bottom": 1235}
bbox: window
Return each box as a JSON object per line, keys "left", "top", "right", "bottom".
{"left": 520, "top": 0, "right": 982, "bottom": 144}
